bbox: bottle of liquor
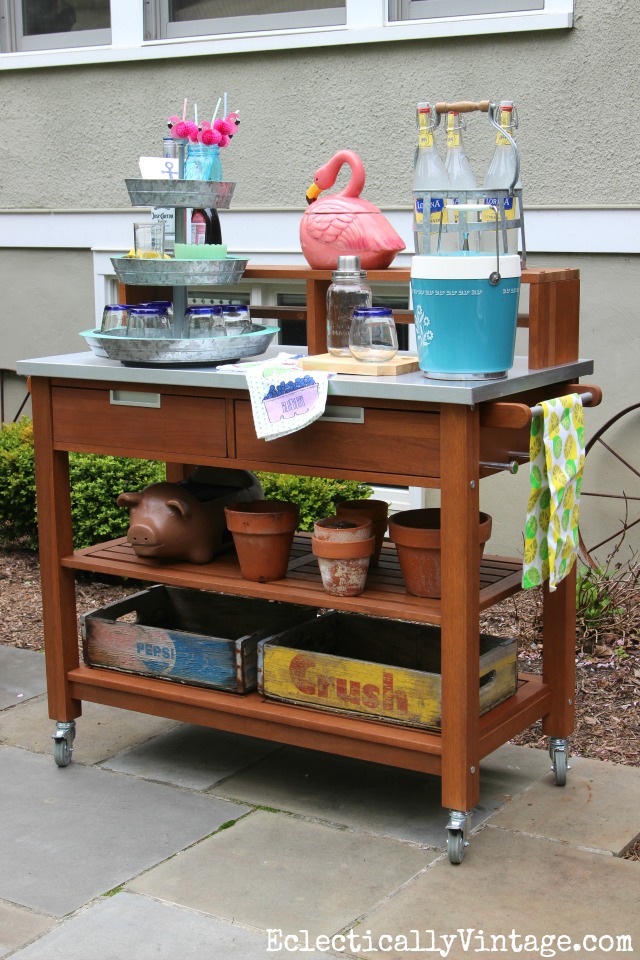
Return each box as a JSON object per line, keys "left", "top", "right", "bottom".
{"left": 151, "top": 137, "right": 178, "bottom": 254}
{"left": 444, "top": 111, "right": 478, "bottom": 252}
{"left": 190, "top": 209, "right": 209, "bottom": 245}
{"left": 206, "top": 208, "right": 222, "bottom": 245}
{"left": 412, "top": 103, "right": 449, "bottom": 255}
{"left": 481, "top": 101, "right": 521, "bottom": 254}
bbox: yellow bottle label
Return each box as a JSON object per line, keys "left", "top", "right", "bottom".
{"left": 418, "top": 130, "right": 434, "bottom": 148}
{"left": 415, "top": 197, "right": 447, "bottom": 226}
{"left": 481, "top": 197, "right": 516, "bottom": 222}
{"left": 430, "top": 198, "right": 447, "bottom": 225}
{"left": 496, "top": 108, "right": 512, "bottom": 146}
{"left": 446, "top": 131, "right": 461, "bottom": 149}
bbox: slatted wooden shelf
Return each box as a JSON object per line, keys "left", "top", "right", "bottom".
{"left": 63, "top": 534, "right": 524, "bottom": 626}
{"left": 66, "top": 664, "right": 549, "bottom": 773}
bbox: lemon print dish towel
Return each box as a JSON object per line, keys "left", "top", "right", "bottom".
{"left": 522, "top": 394, "right": 586, "bottom": 592}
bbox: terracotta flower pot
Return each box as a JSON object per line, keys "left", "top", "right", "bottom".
{"left": 335, "top": 499, "right": 389, "bottom": 566}
{"left": 388, "top": 508, "right": 492, "bottom": 599}
{"left": 311, "top": 517, "right": 375, "bottom": 597}
{"left": 224, "top": 499, "right": 300, "bottom": 582}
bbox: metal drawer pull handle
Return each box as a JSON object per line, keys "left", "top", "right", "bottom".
{"left": 109, "top": 390, "right": 162, "bottom": 408}
{"left": 319, "top": 406, "right": 364, "bottom": 424}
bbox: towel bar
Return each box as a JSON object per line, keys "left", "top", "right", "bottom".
{"left": 530, "top": 390, "right": 593, "bottom": 418}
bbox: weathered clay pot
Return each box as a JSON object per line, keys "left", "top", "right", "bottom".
{"left": 388, "top": 508, "right": 492, "bottom": 599}
{"left": 335, "top": 498, "right": 389, "bottom": 566}
{"left": 311, "top": 517, "right": 374, "bottom": 597}
{"left": 224, "top": 499, "right": 300, "bottom": 582}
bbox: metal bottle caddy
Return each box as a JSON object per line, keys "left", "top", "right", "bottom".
{"left": 412, "top": 100, "right": 527, "bottom": 266}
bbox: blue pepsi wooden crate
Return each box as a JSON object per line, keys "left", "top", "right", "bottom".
{"left": 81, "top": 585, "right": 316, "bottom": 693}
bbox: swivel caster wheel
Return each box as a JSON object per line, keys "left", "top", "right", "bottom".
{"left": 446, "top": 810, "right": 471, "bottom": 865}
{"left": 549, "top": 737, "right": 570, "bottom": 786}
{"left": 447, "top": 829, "right": 466, "bottom": 864}
{"left": 52, "top": 721, "right": 76, "bottom": 767}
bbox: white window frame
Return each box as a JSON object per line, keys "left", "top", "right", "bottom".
{"left": 0, "top": 0, "right": 573, "bottom": 70}
{"left": 0, "top": 0, "right": 111, "bottom": 53}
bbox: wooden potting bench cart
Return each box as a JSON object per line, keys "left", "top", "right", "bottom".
{"left": 19, "top": 264, "right": 600, "bottom": 864}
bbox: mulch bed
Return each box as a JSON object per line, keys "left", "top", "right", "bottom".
{"left": 1, "top": 544, "right": 638, "bottom": 859}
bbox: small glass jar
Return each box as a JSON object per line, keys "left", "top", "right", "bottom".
{"left": 221, "top": 304, "right": 251, "bottom": 336}
{"left": 101, "top": 304, "right": 130, "bottom": 334}
{"left": 184, "top": 305, "right": 225, "bottom": 338}
{"left": 349, "top": 307, "right": 398, "bottom": 362}
{"left": 126, "top": 305, "right": 172, "bottom": 339}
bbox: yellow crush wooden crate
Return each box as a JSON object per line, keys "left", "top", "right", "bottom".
{"left": 258, "top": 611, "right": 517, "bottom": 730}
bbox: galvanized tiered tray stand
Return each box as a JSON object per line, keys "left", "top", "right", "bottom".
{"left": 81, "top": 178, "right": 278, "bottom": 365}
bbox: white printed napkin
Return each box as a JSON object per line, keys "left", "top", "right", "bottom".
{"left": 232, "top": 356, "right": 329, "bottom": 441}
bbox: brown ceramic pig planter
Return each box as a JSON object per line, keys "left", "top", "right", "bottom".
{"left": 117, "top": 469, "right": 263, "bottom": 564}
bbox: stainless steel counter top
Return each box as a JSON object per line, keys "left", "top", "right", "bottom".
{"left": 17, "top": 348, "right": 595, "bottom": 406}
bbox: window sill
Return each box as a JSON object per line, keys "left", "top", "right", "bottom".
{"left": 1, "top": 8, "right": 573, "bottom": 70}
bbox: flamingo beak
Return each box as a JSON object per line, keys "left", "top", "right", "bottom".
{"left": 306, "top": 183, "right": 321, "bottom": 205}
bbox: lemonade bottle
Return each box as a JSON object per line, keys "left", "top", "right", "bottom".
{"left": 480, "top": 102, "right": 521, "bottom": 254}
{"left": 412, "top": 103, "right": 450, "bottom": 254}
{"left": 444, "top": 111, "right": 478, "bottom": 252}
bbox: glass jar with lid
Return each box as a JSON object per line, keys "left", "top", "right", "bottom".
{"left": 326, "top": 255, "right": 372, "bottom": 356}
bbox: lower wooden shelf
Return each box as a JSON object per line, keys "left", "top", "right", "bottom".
{"left": 67, "top": 664, "right": 550, "bottom": 775}
{"left": 63, "top": 534, "right": 523, "bottom": 625}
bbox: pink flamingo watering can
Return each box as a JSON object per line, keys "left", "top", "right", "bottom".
{"left": 300, "top": 150, "right": 405, "bottom": 270}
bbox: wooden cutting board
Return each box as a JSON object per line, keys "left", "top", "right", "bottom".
{"left": 300, "top": 353, "right": 420, "bottom": 377}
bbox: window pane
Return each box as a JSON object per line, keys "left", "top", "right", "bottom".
{"left": 389, "top": 0, "right": 544, "bottom": 19}
{"left": 169, "top": 1, "right": 343, "bottom": 21}
{"left": 22, "top": 0, "right": 111, "bottom": 36}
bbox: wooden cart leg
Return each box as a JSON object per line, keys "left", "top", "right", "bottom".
{"left": 541, "top": 564, "right": 576, "bottom": 784}
{"left": 30, "top": 379, "right": 82, "bottom": 724}
{"left": 440, "top": 405, "right": 481, "bottom": 837}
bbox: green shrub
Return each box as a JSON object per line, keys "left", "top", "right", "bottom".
{"left": 256, "top": 472, "right": 373, "bottom": 531}
{"left": 0, "top": 419, "right": 38, "bottom": 548}
{"left": 1, "top": 419, "right": 372, "bottom": 548}
{"left": 0, "top": 418, "right": 164, "bottom": 550}
{"left": 69, "top": 455, "right": 164, "bottom": 548}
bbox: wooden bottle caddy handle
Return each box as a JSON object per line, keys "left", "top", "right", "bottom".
{"left": 435, "top": 100, "right": 491, "bottom": 114}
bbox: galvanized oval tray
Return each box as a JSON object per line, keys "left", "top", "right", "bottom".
{"left": 125, "top": 178, "right": 236, "bottom": 208}
{"left": 111, "top": 255, "right": 248, "bottom": 286}
{"left": 80, "top": 325, "right": 280, "bottom": 366}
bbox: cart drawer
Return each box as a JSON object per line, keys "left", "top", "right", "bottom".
{"left": 82, "top": 585, "right": 317, "bottom": 693}
{"left": 52, "top": 385, "right": 227, "bottom": 459}
{"left": 258, "top": 611, "right": 517, "bottom": 730}
{"left": 234, "top": 401, "right": 440, "bottom": 478}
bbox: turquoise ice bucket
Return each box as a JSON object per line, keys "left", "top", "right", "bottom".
{"left": 411, "top": 253, "right": 521, "bottom": 380}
